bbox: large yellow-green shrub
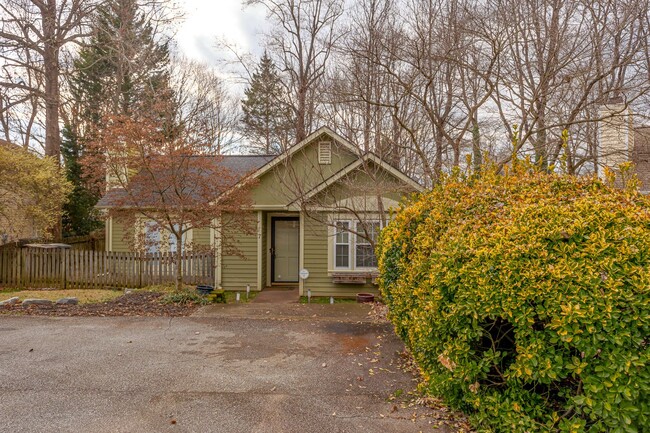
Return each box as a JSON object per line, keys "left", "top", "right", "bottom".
{"left": 377, "top": 167, "right": 649, "bottom": 432}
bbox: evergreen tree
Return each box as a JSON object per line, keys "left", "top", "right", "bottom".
{"left": 241, "top": 52, "right": 293, "bottom": 154}
{"left": 72, "top": 0, "right": 171, "bottom": 122}
{"left": 62, "top": 0, "right": 172, "bottom": 237}
{"left": 61, "top": 127, "right": 102, "bottom": 237}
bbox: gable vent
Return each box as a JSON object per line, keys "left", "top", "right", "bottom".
{"left": 318, "top": 141, "right": 332, "bottom": 165}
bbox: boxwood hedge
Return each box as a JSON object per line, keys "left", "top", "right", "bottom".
{"left": 377, "top": 167, "right": 649, "bottom": 432}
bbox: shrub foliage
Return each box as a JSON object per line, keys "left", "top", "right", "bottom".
{"left": 377, "top": 167, "right": 649, "bottom": 432}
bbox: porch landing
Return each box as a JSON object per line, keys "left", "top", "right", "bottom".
{"left": 252, "top": 286, "right": 300, "bottom": 304}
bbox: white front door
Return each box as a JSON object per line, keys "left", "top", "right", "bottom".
{"left": 272, "top": 217, "right": 299, "bottom": 283}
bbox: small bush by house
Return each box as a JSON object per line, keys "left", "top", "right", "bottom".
{"left": 377, "top": 166, "right": 650, "bottom": 432}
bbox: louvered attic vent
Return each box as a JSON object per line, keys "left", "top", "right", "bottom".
{"left": 318, "top": 141, "right": 332, "bottom": 165}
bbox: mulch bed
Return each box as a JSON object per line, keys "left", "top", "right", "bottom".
{"left": 0, "top": 292, "right": 200, "bottom": 317}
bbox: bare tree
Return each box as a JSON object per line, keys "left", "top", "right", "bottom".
{"left": 491, "top": 0, "right": 650, "bottom": 174}
{"left": 0, "top": 0, "right": 100, "bottom": 158}
{"left": 321, "top": 0, "right": 402, "bottom": 164}
{"left": 245, "top": 0, "right": 344, "bottom": 143}
{"left": 325, "top": 0, "right": 650, "bottom": 181}
{"left": 357, "top": 0, "right": 502, "bottom": 184}
{"left": 169, "top": 57, "right": 242, "bottom": 154}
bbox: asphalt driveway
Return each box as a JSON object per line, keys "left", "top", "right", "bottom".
{"left": 0, "top": 311, "right": 459, "bottom": 433}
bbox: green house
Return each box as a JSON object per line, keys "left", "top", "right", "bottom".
{"left": 97, "top": 127, "right": 423, "bottom": 297}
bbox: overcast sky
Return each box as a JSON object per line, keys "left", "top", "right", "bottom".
{"left": 175, "top": 0, "right": 268, "bottom": 67}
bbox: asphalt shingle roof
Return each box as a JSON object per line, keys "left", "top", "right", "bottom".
{"left": 96, "top": 154, "right": 275, "bottom": 208}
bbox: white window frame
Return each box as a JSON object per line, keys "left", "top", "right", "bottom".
{"left": 334, "top": 220, "right": 352, "bottom": 269}
{"left": 330, "top": 219, "right": 382, "bottom": 272}
{"left": 354, "top": 221, "right": 380, "bottom": 270}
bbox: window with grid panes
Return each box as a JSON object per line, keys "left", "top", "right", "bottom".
{"left": 334, "top": 221, "right": 350, "bottom": 268}
{"left": 355, "top": 221, "right": 380, "bottom": 268}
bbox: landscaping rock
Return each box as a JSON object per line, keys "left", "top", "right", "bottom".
{"left": 56, "top": 297, "right": 78, "bottom": 305}
{"left": 22, "top": 299, "right": 53, "bottom": 307}
{"left": 0, "top": 297, "right": 20, "bottom": 306}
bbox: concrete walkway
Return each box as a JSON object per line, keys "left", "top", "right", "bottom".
{"left": 251, "top": 287, "right": 300, "bottom": 304}
{"left": 194, "top": 288, "right": 377, "bottom": 323}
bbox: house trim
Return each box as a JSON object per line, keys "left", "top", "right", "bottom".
{"left": 257, "top": 211, "right": 263, "bottom": 290}
{"left": 213, "top": 217, "right": 222, "bottom": 288}
{"left": 289, "top": 153, "right": 424, "bottom": 207}
{"left": 265, "top": 212, "right": 300, "bottom": 287}
{"left": 246, "top": 126, "right": 361, "bottom": 183}
{"left": 299, "top": 211, "right": 305, "bottom": 296}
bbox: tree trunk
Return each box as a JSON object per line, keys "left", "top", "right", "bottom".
{"left": 175, "top": 233, "right": 183, "bottom": 290}
{"left": 42, "top": 1, "right": 62, "bottom": 239}
{"left": 42, "top": 0, "right": 61, "bottom": 161}
{"left": 472, "top": 112, "right": 482, "bottom": 173}
{"left": 296, "top": 82, "right": 308, "bottom": 143}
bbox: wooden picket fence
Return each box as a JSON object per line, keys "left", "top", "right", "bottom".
{"left": 0, "top": 248, "right": 214, "bottom": 289}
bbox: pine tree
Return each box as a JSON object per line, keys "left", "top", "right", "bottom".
{"left": 241, "top": 52, "right": 293, "bottom": 154}
{"left": 61, "top": 127, "right": 102, "bottom": 237}
{"left": 72, "top": 0, "right": 171, "bottom": 122}
{"left": 62, "top": 0, "right": 172, "bottom": 237}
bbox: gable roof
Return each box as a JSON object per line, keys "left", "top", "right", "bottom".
{"left": 243, "top": 126, "right": 361, "bottom": 183}
{"left": 96, "top": 154, "right": 274, "bottom": 208}
{"left": 96, "top": 126, "right": 423, "bottom": 209}
{"left": 288, "top": 152, "right": 423, "bottom": 206}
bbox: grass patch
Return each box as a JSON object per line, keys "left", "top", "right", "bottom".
{"left": 224, "top": 290, "right": 258, "bottom": 303}
{"left": 299, "top": 296, "right": 357, "bottom": 304}
{"left": 0, "top": 289, "right": 123, "bottom": 304}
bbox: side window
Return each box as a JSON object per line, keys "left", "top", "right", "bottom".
{"left": 144, "top": 221, "right": 160, "bottom": 254}
{"left": 355, "top": 221, "right": 380, "bottom": 268}
{"left": 169, "top": 224, "right": 182, "bottom": 254}
{"left": 335, "top": 221, "right": 350, "bottom": 268}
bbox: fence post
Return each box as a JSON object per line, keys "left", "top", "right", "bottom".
{"left": 63, "top": 248, "right": 67, "bottom": 289}
{"left": 20, "top": 249, "right": 26, "bottom": 288}
{"left": 138, "top": 251, "right": 143, "bottom": 288}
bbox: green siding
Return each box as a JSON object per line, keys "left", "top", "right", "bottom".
{"left": 111, "top": 218, "right": 131, "bottom": 252}
{"left": 192, "top": 227, "right": 211, "bottom": 246}
{"left": 302, "top": 214, "right": 378, "bottom": 297}
{"left": 260, "top": 212, "right": 267, "bottom": 288}
{"left": 312, "top": 161, "right": 410, "bottom": 208}
{"left": 221, "top": 221, "right": 259, "bottom": 291}
{"left": 251, "top": 134, "right": 358, "bottom": 207}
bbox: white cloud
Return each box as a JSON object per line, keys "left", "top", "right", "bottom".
{"left": 175, "top": 0, "right": 269, "bottom": 65}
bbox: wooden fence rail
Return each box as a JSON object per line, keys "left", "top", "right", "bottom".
{"left": 0, "top": 249, "right": 214, "bottom": 289}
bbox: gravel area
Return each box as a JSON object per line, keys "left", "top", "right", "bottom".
{"left": 0, "top": 291, "right": 199, "bottom": 317}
